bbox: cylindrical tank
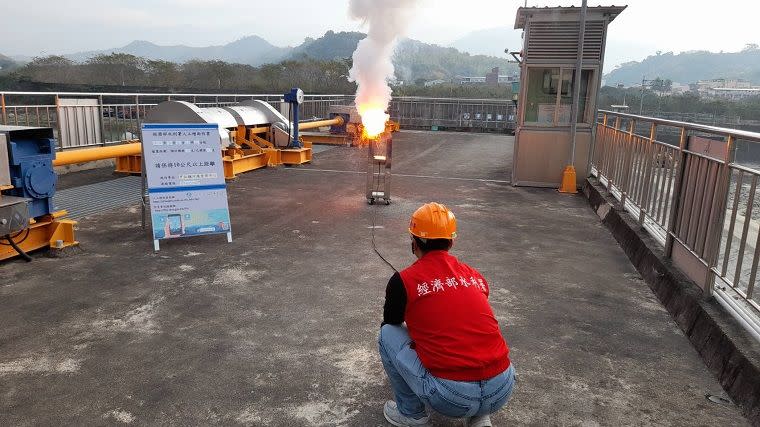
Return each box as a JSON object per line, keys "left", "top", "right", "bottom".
{"left": 145, "top": 100, "right": 295, "bottom": 148}
{"left": 223, "top": 106, "right": 275, "bottom": 128}
{"left": 144, "top": 101, "right": 238, "bottom": 146}
{"left": 234, "top": 100, "right": 290, "bottom": 130}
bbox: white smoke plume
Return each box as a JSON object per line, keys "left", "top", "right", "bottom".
{"left": 348, "top": 0, "right": 419, "bottom": 136}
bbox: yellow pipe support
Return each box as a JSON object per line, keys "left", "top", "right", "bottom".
{"left": 0, "top": 213, "right": 78, "bottom": 261}
{"left": 248, "top": 126, "right": 270, "bottom": 134}
{"left": 53, "top": 142, "right": 143, "bottom": 166}
{"left": 298, "top": 116, "right": 344, "bottom": 131}
{"left": 54, "top": 118, "right": 341, "bottom": 168}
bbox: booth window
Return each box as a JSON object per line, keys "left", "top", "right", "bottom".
{"left": 524, "top": 67, "right": 593, "bottom": 126}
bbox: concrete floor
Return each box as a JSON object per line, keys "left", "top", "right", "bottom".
{"left": 1, "top": 131, "right": 748, "bottom": 426}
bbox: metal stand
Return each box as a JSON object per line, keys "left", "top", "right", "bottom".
{"left": 154, "top": 231, "right": 232, "bottom": 253}
{"left": 366, "top": 134, "right": 392, "bottom": 205}
{"left": 140, "top": 129, "right": 148, "bottom": 230}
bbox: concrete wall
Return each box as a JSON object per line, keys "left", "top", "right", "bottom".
{"left": 583, "top": 177, "right": 760, "bottom": 426}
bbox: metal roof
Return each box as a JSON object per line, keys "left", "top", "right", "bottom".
{"left": 515, "top": 5, "right": 627, "bottom": 29}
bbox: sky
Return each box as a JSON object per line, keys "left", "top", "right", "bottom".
{"left": 3, "top": 0, "right": 758, "bottom": 69}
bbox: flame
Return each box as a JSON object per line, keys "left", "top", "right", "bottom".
{"left": 357, "top": 105, "right": 389, "bottom": 139}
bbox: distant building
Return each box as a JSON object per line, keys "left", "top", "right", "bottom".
{"left": 696, "top": 78, "right": 751, "bottom": 91}
{"left": 670, "top": 83, "right": 690, "bottom": 94}
{"left": 459, "top": 76, "right": 487, "bottom": 84}
{"left": 485, "top": 67, "right": 499, "bottom": 85}
{"left": 706, "top": 87, "right": 760, "bottom": 100}
{"left": 457, "top": 67, "right": 519, "bottom": 86}
{"left": 424, "top": 79, "right": 447, "bottom": 87}
{"left": 693, "top": 78, "right": 760, "bottom": 99}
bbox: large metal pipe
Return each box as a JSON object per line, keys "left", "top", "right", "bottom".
{"left": 53, "top": 143, "right": 142, "bottom": 166}
{"left": 298, "top": 116, "right": 344, "bottom": 131}
{"left": 52, "top": 118, "right": 343, "bottom": 166}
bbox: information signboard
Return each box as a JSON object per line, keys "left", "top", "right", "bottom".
{"left": 141, "top": 123, "right": 232, "bottom": 251}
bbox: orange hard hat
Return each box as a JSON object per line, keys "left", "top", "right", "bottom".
{"left": 408, "top": 202, "right": 457, "bottom": 240}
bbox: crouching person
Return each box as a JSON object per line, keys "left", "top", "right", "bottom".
{"left": 379, "top": 203, "right": 515, "bottom": 427}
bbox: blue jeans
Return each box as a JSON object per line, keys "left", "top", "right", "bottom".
{"left": 378, "top": 324, "right": 515, "bottom": 419}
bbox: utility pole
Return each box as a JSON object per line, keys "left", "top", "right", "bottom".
{"left": 639, "top": 76, "right": 656, "bottom": 115}
{"left": 559, "top": 0, "right": 586, "bottom": 194}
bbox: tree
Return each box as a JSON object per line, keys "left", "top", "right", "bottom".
{"left": 145, "top": 60, "right": 181, "bottom": 88}
{"left": 650, "top": 77, "right": 672, "bottom": 93}
{"left": 87, "top": 53, "right": 144, "bottom": 67}
{"left": 86, "top": 53, "right": 146, "bottom": 86}
{"left": 30, "top": 55, "right": 73, "bottom": 66}
{"left": 18, "top": 56, "right": 77, "bottom": 84}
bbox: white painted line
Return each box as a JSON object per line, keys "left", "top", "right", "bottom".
{"left": 287, "top": 168, "right": 511, "bottom": 184}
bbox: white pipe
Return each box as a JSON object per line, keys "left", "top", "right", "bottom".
{"left": 568, "top": 0, "right": 587, "bottom": 166}
{"left": 714, "top": 286, "right": 760, "bottom": 343}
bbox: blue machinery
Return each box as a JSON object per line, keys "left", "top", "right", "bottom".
{"left": 0, "top": 126, "right": 77, "bottom": 261}
{"left": 4, "top": 127, "right": 57, "bottom": 218}
{"left": 283, "top": 88, "right": 305, "bottom": 148}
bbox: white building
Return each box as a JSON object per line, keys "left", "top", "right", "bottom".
{"left": 424, "top": 79, "right": 447, "bottom": 87}
{"left": 706, "top": 87, "right": 760, "bottom": 100}
{"left": 696, "top": 78, "right": 751, "bottom": 91}
{"left": 457, "top": 75, "right": 518, "bottom": 85}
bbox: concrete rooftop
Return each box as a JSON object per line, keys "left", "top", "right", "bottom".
{"left": 1, "top": 131, "right": 749, "bottom": 425}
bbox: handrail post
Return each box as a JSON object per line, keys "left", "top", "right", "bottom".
{"left": 619, "top": 119, "right": 636, "bottom": 208}
{"left": 1, "top": 93, "right": 6, "bottom": 125}
{"left": 606, "top": 116, "right": 622, "bottom": 190}
{"left": 54, "top": 94, "right": 64, "bottom": 150}
{"left": 135, "top": 95, "right": 141, "bottom": 129}
{"left": 639, "top": 122, "right": 657, "bottom": 224}
{"left": 703, "top": 135, "right": 736, "bottom": 297}
{"left": 98, "top": 95, "right": 106, "bottom": 146}
{"left": 664, "top": 127, "right": 689, "bottom": 257}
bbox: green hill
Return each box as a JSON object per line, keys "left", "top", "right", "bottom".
{"left": 7, "top": 31, "right": 518, "bottom": 89}
{"left": 289, "top": 31, "right": 365, "bottom": 61}
{"left": 288, "top": 31, "right": 517, "bottom": 82}
{"left": 394, "top": 39, "right": 516, "bottom": 82}
{"left": 604, "top": 45, "right": 760, "bottom": 86}
{"left": 0, "top": 54, "right": 18, "bottom": 73}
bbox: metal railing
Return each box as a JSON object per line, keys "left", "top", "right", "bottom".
{"left": 0, "top": 92, "right": 516, "bottom": 150}
{"left": 0, "top": 91, "right": 353, "bottom": 150}
{"left": 390, "top": 97, "right": 517, "bottom": 131}
{"left": 592, "top": 110, "right": 760, "bottom": 340}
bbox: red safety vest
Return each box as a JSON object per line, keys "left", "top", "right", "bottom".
{"left": 399, "top": 250, "right": 510, "bottom": 381}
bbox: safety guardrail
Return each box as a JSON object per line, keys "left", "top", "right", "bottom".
{"left": 592, "top": 110, "right": 760, "bottom": 340}
{"left": 389, "top": 97, "right": 516, "bottom": 131}
{"left": 0, "top": 92, "right": 353, "bottom": 149}
{"left": 0, "top": 92, "right": 517, "bottom": 150}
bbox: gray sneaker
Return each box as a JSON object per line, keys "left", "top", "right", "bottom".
{"left": 463, "top": 414, "right": 492, "bottom": 427}
{"left": 383, "top": 401, "right": 430, "bottom": 426}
